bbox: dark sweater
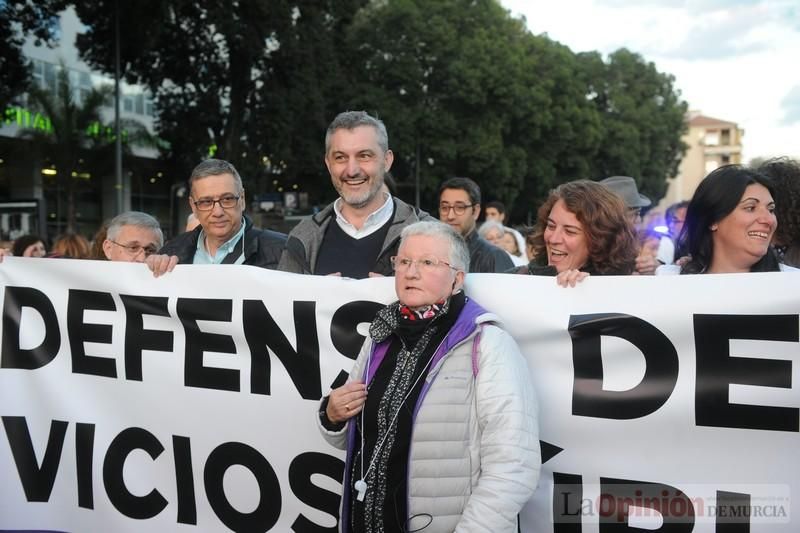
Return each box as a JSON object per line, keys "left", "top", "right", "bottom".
{"left": 314, "top": 211, "right": 394, "bottom": 278}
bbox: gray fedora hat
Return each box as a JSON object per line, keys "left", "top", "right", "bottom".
{"left": 599, "top": 176, "right": 651, "bottom": 208}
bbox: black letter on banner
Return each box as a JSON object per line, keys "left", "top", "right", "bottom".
{"left": 103, "top": 427, "right": 167, "bottom": 519}
{"left": 289, "top": 452, "right": 344, "bottom": 532}
{"left": 177, "top": 298, "right": 239, "bottom": 392}
{"left": 76, "top": 422, "right": 95, "bottom": 509}
{"left": 329, "top": 301, "right": 383, "bottom": 389}
{"left": 715, "top": 491, "right": 751, "bottom": 532}
{"left": 600, "top": 477, "right": 694, "bottom": 532}
{"left": 695, "top": 314, "right": 799, "bottom": 432}
{"left": 1, "top": 416, "right": 68, "bottom": 501}
{"left": 204, "top": 442, "right": 281, "bottom": 532}
{"left": 119, "top": 295, "right": 174, "bottom": 381}
{"left": 569, "top": 313, "right": 678, "bottom": 419}
{"left": 1, "top": 286, "right": 60, "bottom": 369}
{"left": 68, "top": 289, "right": 117, "bottom": 378}
{"left": 552, "top": 472, "right": 583, "bottom": 533}
{"left": 243, "top": 300, "right": 321, "bottom": 399}
{"left": 173, "top": 435, "right": 197, "bottom": 525}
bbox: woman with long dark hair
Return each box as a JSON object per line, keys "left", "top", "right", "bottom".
{"left": 658, "top": 165, "right": 792, "bottom": 274}
{"left": 758, "top": 157, "right": 800, "bottom": 268}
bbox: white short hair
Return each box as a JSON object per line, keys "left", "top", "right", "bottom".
{"left": 399, "top": 220, "right": 469, "bottom": 272}
{"left": 106, "top": 211, "right": 163, "bottom": 248}
{"left": 478, "top": 220, "right": 505, "bottom": 240}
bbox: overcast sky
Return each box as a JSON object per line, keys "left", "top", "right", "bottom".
{"left": 501, "top": 0, "right": 800, "bottom": 161}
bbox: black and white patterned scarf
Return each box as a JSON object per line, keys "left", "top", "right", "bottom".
{"left": 355, "top": 297, "right": 452, "bottom": 533}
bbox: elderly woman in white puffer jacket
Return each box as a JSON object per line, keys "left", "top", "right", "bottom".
{"left": 317, "top": 220, "right": 540, "bottom": 533}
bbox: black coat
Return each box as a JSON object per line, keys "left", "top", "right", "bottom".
{"left": 465, "top": 230, "right": 514, "bottom": 273}
{"left": 160, "top": 216, "right": 286, "bottom": 268}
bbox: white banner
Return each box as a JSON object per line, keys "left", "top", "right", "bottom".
{"left": 0, "top": 258, "right": 798, "bottom": 532}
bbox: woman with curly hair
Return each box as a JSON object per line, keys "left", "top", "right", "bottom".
{"left": 515, "top": 180, "right": 638, "bottom": 286}
{"left": 657, "top": 164, "right": 792, "bottom": 274}
{"left": 757, "top": 157, "right": 800, "bottom": 268}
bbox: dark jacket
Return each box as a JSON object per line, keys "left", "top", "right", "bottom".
{"left": 465, "top": 230, "right": 514, "bottom": 273}
{"left": 506, "top": 261, "right": 608, "bottom": 276}
{"left": 278, "top": 197, "right": 433, "bottom": 276}
{"left": 160, "top": 216, "right": 286, "bottom": 269}
{"left": 507, "top": 263, "right": 558, "bottom": 275}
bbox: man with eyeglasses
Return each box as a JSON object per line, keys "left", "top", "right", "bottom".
{"left": 656, "top": 200, "right": 689, "bottom": 265}
{"left": 102, "top": 211, "right": 168, "bottom": 263}
{"left": 278, "top": 111, "right": 432, "bottom": 278}
{"left": 438, "top": 177, "right": 513, "bottom": 273}
{"left": 148, "top": 159, "right": 286, "bottom": 275}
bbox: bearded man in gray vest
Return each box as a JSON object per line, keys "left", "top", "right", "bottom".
{"left": 278, "top": 111, "right": 432, "bottom": 278}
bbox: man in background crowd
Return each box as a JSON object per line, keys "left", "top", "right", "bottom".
{"left": 483, "top": 199, "right": 527, "bottom": 262}
{"left": 185, "top": 213, "right": 201, "bottom": 233}
{"left": 656, "top": 201, "right": 689, "bottom": 265}
{"left": 439, "top": 177, "right": 513, "bottom": 273}
{"left": 600, "top": 175, "right": 658, "bottom": 275}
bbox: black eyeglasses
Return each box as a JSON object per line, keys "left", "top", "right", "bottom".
{"left": 108, "top": 240, "right": 159, "bottom": 257}
{"left": 439, "top": 202, "right": 475, "bottom": 215}
{"left": 192, "top": 194, "right": 241, "bottom": 211}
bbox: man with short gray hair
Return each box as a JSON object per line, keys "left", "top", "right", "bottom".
{"left": 279, "top": 111, "right": 432, "bottom": 278}
{"left": 148, "top": 158, "right": 286, "bottom": 275}
{"left": 103, "top": 211, "right": 166, "bottom": 263}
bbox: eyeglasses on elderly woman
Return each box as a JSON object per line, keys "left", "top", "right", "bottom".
{"left": 390, "top": 255, "right": 458, "bottom": 273}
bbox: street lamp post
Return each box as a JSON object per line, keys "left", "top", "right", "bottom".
{"left": 114, "top": 0, "right": 123, "bottom": 214}
{"left": 169, "top": 182, "right": 187, "bottom": 238}
{"left": 415, "top": 141, "right": 421, "bottom": 210}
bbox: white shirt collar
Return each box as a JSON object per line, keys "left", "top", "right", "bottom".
{"left": 332, "top": 193, "right": 393, "bottom": 239}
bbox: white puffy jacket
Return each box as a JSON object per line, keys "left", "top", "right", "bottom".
{"left": 318, "top": 301, "right": 540, "bottom": 533}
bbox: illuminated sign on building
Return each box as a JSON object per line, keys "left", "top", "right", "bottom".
{"left": 3, "top": 105, "right": 131, "bottom": 142}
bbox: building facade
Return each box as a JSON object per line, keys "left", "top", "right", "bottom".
{"left": 659, "top": 111, "right": 744, "bottom": 208}
{"left": 0, "top": 7, "right": 176, "bottom": 244}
